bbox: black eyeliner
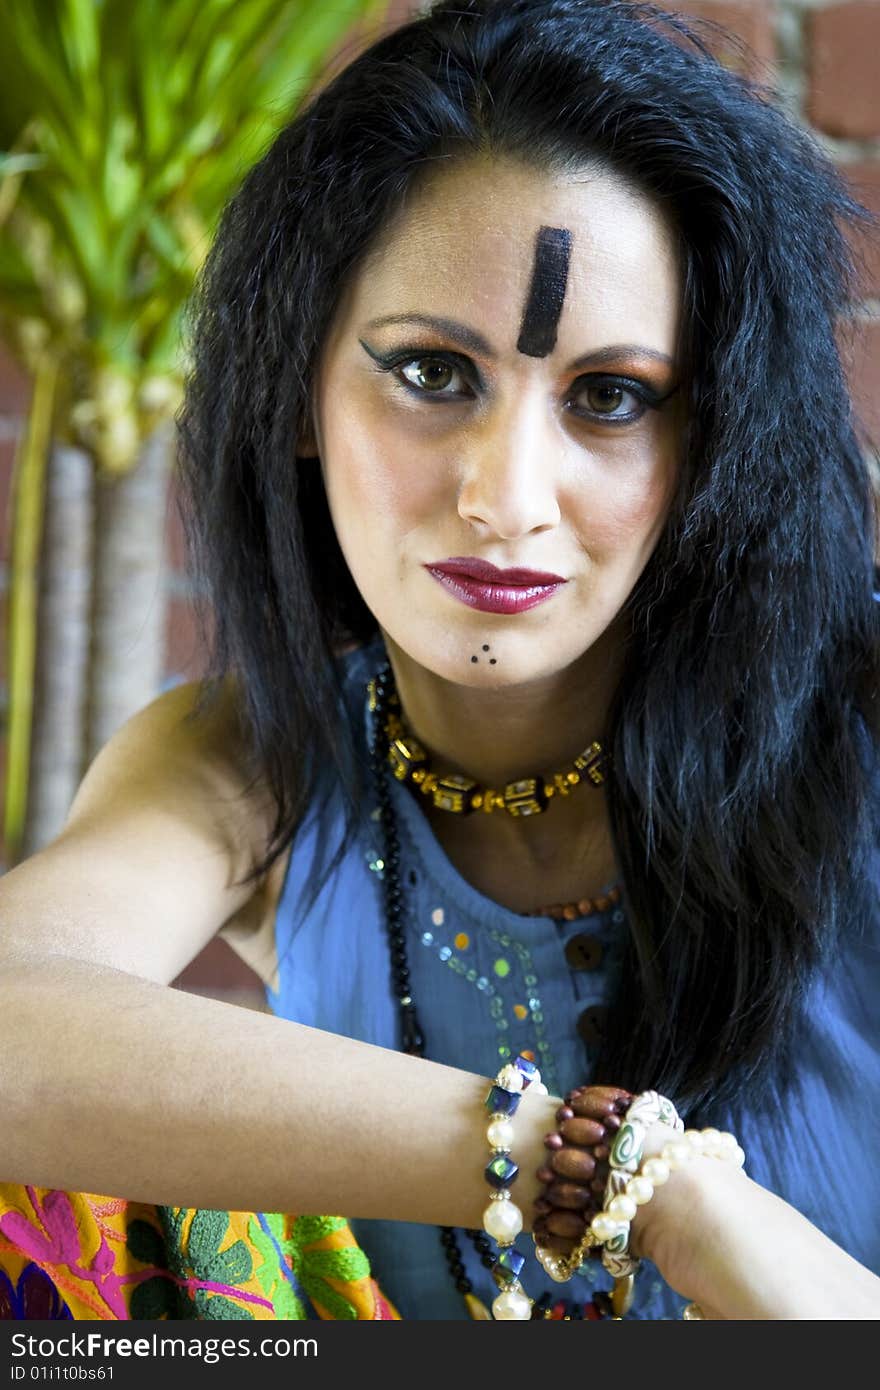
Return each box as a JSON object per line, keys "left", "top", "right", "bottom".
{"left": 578, "top": 374, "right": 663, "bottom": 404}
{"left": 360, "top": 336, "right": 678, "bottom": 419}
{"left": 358, "top": 338, "right": 481, "bottom": 387}
{"left": 358, "top": 338, "right": 395, "bottom": 366}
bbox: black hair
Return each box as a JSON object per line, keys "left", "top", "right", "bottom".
{"left": 175, "top": 0, "right": 879, "bottom": 1110}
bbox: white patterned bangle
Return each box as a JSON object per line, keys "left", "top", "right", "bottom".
{"left": 591, "top": 1124, "right": 746, "bottom": 1282}
{"left": 598, "top": 1089, "right": 684, "bottom": 1277}
{"left": 481, "top": 1053, "right": 548, "bottom": 1320}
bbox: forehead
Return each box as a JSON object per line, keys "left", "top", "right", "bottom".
{"left": 338, "top": 155, "right": 681, "bottom": 350}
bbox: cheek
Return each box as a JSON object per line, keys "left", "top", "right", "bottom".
{"left": 583, "top": 471, "right": 671, "bottom": 548}
{"left": 569, "top": 423, "right": 679, "bottom": 555}
{"left": 322, "top": 400, "right": 447, "bottom": 532}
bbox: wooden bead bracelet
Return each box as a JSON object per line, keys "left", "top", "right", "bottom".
{"left": 532, "top": 1085, "right": 631, "bottom": 1262}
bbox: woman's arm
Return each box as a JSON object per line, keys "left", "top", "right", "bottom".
{"left": 629, "top": 1123, "right": 880, "bottom": 1319}
{"left": 0, "top": 678, "right": 273, "bottom": 986}
{"left": 0, "top": 684, "right": 560, "bottom": 1223}
{"left": 0, "top": 952, "right": 559, "bottom": 1223}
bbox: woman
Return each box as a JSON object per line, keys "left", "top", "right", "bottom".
{"left": 1, "top": 0, "right": 878, "bottom": 1320}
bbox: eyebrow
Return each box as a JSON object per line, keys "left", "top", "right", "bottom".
{"left": 362, "top": 312, "right": 675, "bottom": 371}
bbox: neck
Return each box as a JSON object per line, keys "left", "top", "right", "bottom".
{"left": 376, "top": 623, "right": 625, "bottom": 884}
{"left": 379, "top": 621, "right": 626, "bottom": 790}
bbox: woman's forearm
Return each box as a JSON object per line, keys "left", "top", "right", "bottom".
{"left": 632, "top": 1143, "right": 880, "bottom": 1319}
{"left": 1, "top": 955, "right": 558, "bottom": 1223}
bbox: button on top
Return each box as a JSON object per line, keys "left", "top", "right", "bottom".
{"left": 577, "top": 1004, "right": 609, "bottom": 1048}
{"left": 564, "top": 933, "right": 603, "bottom": 972}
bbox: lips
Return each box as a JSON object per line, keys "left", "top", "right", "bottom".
{"left": 424, "top": 558, "right": 567, "bottom": 615}
{"left": 427, "top": 557, "right": 567, "bottom": 585}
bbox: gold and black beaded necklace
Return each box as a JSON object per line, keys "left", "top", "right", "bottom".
{"left": 375, "top": 675, "right": 609, "bottom": 817}
{"left": 366, "top": 661, "right": 620, "bottom": 1320}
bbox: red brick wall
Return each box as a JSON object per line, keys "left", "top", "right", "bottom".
{"left": 2, "top": 0, "right": 878, "bottom": 1008}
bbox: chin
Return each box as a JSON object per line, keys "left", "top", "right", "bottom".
{"left": 439, "top": 639, "right": 576, "bottom": 689}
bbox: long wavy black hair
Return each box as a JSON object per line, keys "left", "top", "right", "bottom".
{"left": 175, "top": 0, "right": 879, "bottom": 1111}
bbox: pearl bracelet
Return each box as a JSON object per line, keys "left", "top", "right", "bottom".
{"left": 481, "top": 1053, "right": 548, "bottom": 1320}
{"left": 593, "top": 1125, "right": 746, "bottom": 1289}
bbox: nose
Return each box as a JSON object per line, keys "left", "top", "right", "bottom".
{"left": 456, "top": 389, "right": 562, "bottom": 540}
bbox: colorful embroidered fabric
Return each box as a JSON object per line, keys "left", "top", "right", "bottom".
{"left": 0, "top": 1185, "right": 400, "bottom": 1320}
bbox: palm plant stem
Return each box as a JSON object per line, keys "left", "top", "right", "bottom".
{"left": 3, "top": 351, "right": 58, "bottom": 863}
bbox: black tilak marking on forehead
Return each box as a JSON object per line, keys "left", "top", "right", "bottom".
{"left": 516, "top": 225, "right": 573, "bottom": 358}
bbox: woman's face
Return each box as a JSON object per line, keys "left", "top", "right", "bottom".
{"left": 306, "top": 156, "right": 683, "bottom": 688}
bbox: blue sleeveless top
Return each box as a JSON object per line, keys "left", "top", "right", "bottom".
{"left": 266, "top": 633, "right": 880, "bottom": 1320}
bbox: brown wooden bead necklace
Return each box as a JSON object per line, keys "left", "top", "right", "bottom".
{"left": 530, "top": 885, "right": 622, "bottom": 920}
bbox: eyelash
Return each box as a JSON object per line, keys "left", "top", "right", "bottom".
{"left": 368, "top": 348, "right": 666, "bottom": 425}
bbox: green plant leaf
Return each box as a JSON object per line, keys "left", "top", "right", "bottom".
{"left": 0, "top": 0, "right": 393, "bottom": 389}
{"left": 57, "top": 0, "right": 101, "bottom": 88}
{"left": 1, "top": 4, "right": 81, "bottom": 136}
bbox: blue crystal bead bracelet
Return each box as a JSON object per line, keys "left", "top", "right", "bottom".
{"left": 481, "top": 1053, "right": 548, "bottom": 1320}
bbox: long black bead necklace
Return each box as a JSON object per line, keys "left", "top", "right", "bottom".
{"left": 367, "top": 659, "right": 613, "bottom": 1321}
{"left": 367, "top": 660, "right": 497, "bottom": 1313}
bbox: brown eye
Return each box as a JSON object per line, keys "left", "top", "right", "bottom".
{"left": 401, "top": 357, "right": 458, "bottom": 392}
{"left": 569, "top": 377, "right": 654, "bottom": 424}
{"left": 586, "top": 384, "right": 625, "bottom": 414}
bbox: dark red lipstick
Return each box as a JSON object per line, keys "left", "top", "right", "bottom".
{"left": 424, "top": 557, "right": 567, "bottom": 615}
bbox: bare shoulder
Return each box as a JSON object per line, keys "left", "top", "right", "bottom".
{"left": 67, "top": 676, "right": 275, "bottom": 858}
{"left": 0, "top": 678, "right": 281, "bottom": 985}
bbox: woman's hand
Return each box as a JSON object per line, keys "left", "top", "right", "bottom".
{"left": 537, "top": 1095, "right": 880, "bottom": 1319}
